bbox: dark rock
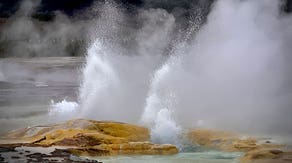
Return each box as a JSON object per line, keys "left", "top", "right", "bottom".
{"left": 27, "top": 152, "right": 48, "bottom": 158}
{"left": 0, "top": 156, "right": 4, "bottom": 162}
{"left": 11, "top": 156, "right": 20, "bottom": 159}
{"left": 50, "top": 149, "right": 71, "bottom": 157}
{"left": 269, "top": 149, "right": 283, "bottom": 155}
{"left": 0, "top": 146, "right": 15, "bottom": 152}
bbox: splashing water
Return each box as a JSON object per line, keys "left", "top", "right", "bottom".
{"left": 141, "top": 63, "right": 171, "bottom": 124}
{"left": 79, "top": 39, "right": 119, "bottom": 118}
{"left": 141, "top": 56, "right": 183, "bottom": 145}
{"left": 151, "top": 108, "right": 182, "bottom": 145}
{"left": 48, "top": 100, "right": 79, "bottom": 121}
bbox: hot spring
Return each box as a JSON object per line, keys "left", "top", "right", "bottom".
{"left": 1, "top": 0, "right": 292, "bottom": 162}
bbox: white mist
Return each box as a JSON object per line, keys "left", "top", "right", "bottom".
{"left": 49, "top": 0, "right": 292, "bottom": 144}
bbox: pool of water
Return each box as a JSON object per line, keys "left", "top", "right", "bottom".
{"left": 0, "top": 57, "right": 83, "bottom": 135}
{"left": 92, "top": 151, "right": 242, "bottom": 163}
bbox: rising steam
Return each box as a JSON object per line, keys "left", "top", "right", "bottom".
{"left": 47, "top": 0, "right": 292, "bottom": 144}
{"left": 0, "top": 0, "right": 89, "bottom": 57}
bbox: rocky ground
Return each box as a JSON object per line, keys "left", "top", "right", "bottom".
{"left": 0, "top": 119, "right": 291, "bottom": 163}
{"left": 0, "top": 119, "right": 178, "bottom": 162}
{"left": 187, "top": 128, "right": 292, "bottom": 163}
{"left": 0, "top": 145, "right": 100, "bottom": 163}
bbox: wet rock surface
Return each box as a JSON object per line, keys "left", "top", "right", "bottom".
{"left": 2, "top": 119, "right": 291, "bottom": 162}
{"left": 187, "top": 128, "right": 292, "bottom": 163}
{"left": 0, "top": 119, "right": 179, "bottom": 162}
{"left": 0, "top": 146, "right": 101, "bottom": 163}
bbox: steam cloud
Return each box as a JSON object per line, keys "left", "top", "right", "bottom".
{"left": 0, "top": 0, "right": 90, "bottom": 57}
{"left": 13, "top": 0, "right": 290, "bottom": 143}
{"left": 141, "top": 0, "right": 292, "bottom": 139}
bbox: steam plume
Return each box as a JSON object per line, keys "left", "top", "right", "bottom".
{"left": 45, "top": 0, "right": 292, "bottom": 143}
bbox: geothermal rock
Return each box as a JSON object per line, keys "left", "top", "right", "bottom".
{"left": 240, "top": 149, "right": 292, "bottom": 163}
{"left": 187, "top": 128, "right": 292, "bottom": 163}
{"left": 3, "top": 119, "right": 149, "bottom": 145}
{"left": 187, "top": 128, "right": 282, "bottom": 152}
{"left": 69, "top": 142, "right": 179, "bottom": 156}
{"left": 187, "top": 128, "right": 242, "bottom": 151}
{"left": 1, "top": 119, "right": 178, "bottom": 156}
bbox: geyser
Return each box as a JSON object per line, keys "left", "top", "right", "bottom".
{"left": 50, "top": 0, "right": 292, "bottom": 144}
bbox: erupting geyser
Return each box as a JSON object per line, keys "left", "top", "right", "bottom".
{"left": 142, "top": 58, "right": 182, "bottom": 144}
{"left": 50, "top": 0, "right": 292, "bottom": 145}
